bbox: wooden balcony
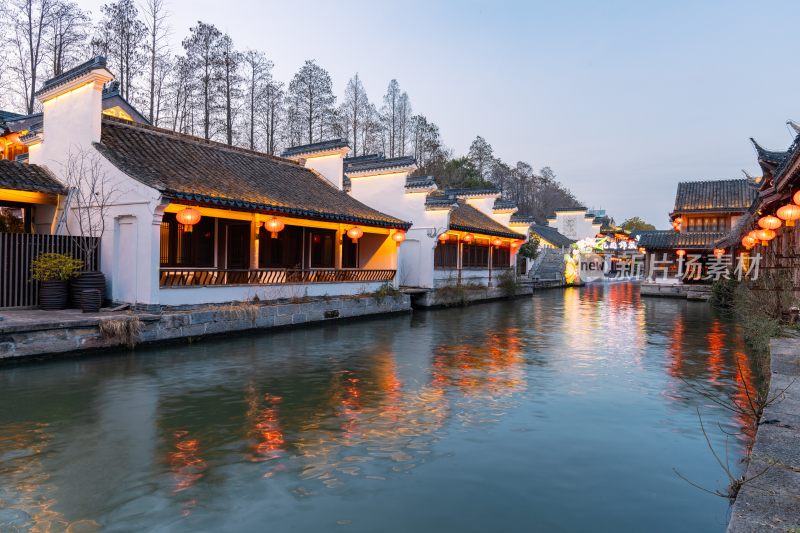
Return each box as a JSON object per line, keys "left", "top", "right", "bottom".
{"left": 160, "top": 268, "right": 396, "bottom": 287}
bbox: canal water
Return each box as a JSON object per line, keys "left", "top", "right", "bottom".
{"left": 0, "top": 284, "right": 764, "bottom": 533}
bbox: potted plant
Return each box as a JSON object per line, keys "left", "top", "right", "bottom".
{"left": 63, "top": 148, "right": 117, "bottom": 309}
{"left": 31, "top": 253, "right": 83, "bottom": 310}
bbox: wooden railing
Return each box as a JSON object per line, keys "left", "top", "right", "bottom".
{"left": 160, "top": 268, "right": 396, "bottom": 287}
{"left": 0, "top": 233, "right": 99, "bottom": 308}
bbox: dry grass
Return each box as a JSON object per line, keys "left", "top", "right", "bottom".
{"left": 220, "top": 302, "right": 260, "bottom": 323}
{"left": 98, "top": 315, "right": 141, "bottom": 349}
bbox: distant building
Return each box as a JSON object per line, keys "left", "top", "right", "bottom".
{"left": 546, "top": 207, "right": 602, "bottom": 241}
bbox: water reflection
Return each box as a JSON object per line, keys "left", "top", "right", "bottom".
{"left": 0, "top": 284, "right": 765, "bottom": 533}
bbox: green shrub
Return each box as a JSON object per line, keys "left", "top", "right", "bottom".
{"left": 30, "top": 253, "right": 83, "bottom": 282}
{"left": 710, "top": 278, "right": 737, "bottom": 309}
{"left": 372, "top": 283, "right": 403, "bottom": 304}
{"left": 518, "top": 236, "right": 541, "bottom": 261}
{"left": 496, "top": 269, "right": 521, "bottom": 296}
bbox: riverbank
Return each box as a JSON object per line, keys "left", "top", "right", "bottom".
{"left": 727, "top": 338, "right": 800, "bottom": 533}
{"left": 0, "top": 293, "right": 411, "bottom": 362}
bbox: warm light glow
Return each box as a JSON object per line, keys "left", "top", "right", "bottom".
{"left": 776, "top": 204, "right": 800, "bottom": 227}
{"left": 755, "top": 228, "right": 776, "bottom": 246}
{"left": 741, "top": 235, "right": 757, "bottom": 249}
{"left": 638, "top": 247, "right": 646, "bottom": 254}
{"left": 510, "top": 241, "right": 519, "bottom": 249}
{"left": 439, "top": 233, "right": 449, "bottom": 243}
{"left": 757, "top": 215, "right": 782, "bottom": 230}
{"left": 264, "top": 217, "right": 285, "bottom": 238}
{"left": 794, "top": 190, "right": 800, "bottom": 206}
{"left": 392, "top": 230, "right": 406, "bottom": 243}
{"left": 462, "top": 233, "right": 475, "bottom": 244}
{"left": 175, "top": 207, "right": 201, "bottom": 233}
{"left": 676, "top": 249, "right": 686, "bottom": 258}
{"left": 347, "top": 226, "right": 364, "bottom": 243}
{"left": 492, "top": 237, "right": 503, "bottom": 247}
{"left": 672, "top": 217, "right": 682, "bottom": 231}
{"left": 713, "top": 248, "right": 725, "bottom": 258}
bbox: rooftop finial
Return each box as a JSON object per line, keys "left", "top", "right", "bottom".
{"left": 788, "top": 120, "right": 800, "bottom": 135}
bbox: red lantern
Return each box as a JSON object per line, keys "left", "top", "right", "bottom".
{"left": 347, "top": 226, "right": 364, "bottom": 243}
{"left": 264, "top": 217, "right": 285, "bottom": 238}
{"left": 758, "top": 215, "right": 782, "bottom": 230}
{"left": 794, "top": 190, "right": 800, "bottom": 206}
{"left": 392, "top": 230, "right": 406, "bottom": 244}
{"left": 741, "top": 235, "right": 757, "bottom": 249}
{"left": 777, "top": 204, "right": 800, "bottom": 227}
{"left": 510, "top": 241, "right": 519, "bottom": 249}
{"left": 713, "top": 248, "right": 725, "bottom": 258}
{"left": 462, "top": 233, "right": 475, "bottom": 244}
{"left": 755, "top": 228, "right": 776, "bottom": 246}
{"left": 676, "top": 249, "right": 686, "bottom": 258}
{"left": 492, "top": 237, "right": 503, "bottom": 247}
{"left": 438, "top": 233, "right": 449, "bottom": 243}
{"left": 175, "top": 207, "right": 201, "bottom": 233}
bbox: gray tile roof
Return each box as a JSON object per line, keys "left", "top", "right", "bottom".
{"left": 530, "top": 224, "right": 573, "bottom": 248}
{"left": 637, "top": 230, "right": 725, "bottom": 250}
{"left": 405, "top": 175, "right": 436, "bottom": 190}
{"left": 345, "top": 155, "right": 416, "bottom": 174}
{"left": 449, "top": 201, "right": 525, "bottom": 240}
{"left": 96, "top": 118, "right": 410, "bottom": 229}
{"left": 36, "top": 56, "right": 109, "bottom": 96}
{"left": 281, "top": 138, "right": 349, "bottom": 158}
{"left": 672, "top": 179, "right": 757, "bottom": 214}
{"left": 0, "top": 160, "right": 65, "bottom": 195}
{"left": 493, "top": 198, "right": 517, "bottom": 211}
{"left": 424, "top": 193, "right": 457, "bottom": 210}
{"left": 510, "top": 213, "right": 536, "bottom": 224}
{"left": 445, "top": 187, "right": 499, "bottom": 198}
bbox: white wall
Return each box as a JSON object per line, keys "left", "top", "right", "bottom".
{"left": 548, "top": 211, "right": 600, "bottom": 241}
{"left": 159, "top": 280, "right": 387, "bottom": 306}
{"left": 303, "top": 154, "right": 347, "bottom": 190}
{"left": 347, "top": 173, "right": 448, "bottom": 289}
{"left": 29, "top": 70, "right": 169, "bottom": 307}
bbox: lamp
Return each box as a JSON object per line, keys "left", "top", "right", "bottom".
{"left": 175, "top": 207, "right": 201, "bottom": 233}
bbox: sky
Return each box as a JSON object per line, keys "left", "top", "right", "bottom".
{"left": 80, "top": 0, "right": 800, "bottom": 228}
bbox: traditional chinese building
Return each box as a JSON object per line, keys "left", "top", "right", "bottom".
{"left": 545, "top": 207, "right": 602, "bottom": 241}
{"left": 717, "top": 122, "right": 800, "bottom": 288}
{"left": 639, "top": 178, "right": 758, "bottom": 280}
{"left": 1, "top": 57, "right": 410, "bottom": 309}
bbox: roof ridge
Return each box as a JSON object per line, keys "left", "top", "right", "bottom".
{"left": 101, "top": 116, "right": 305, "bottom": 170}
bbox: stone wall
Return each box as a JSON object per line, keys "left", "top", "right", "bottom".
{"left": 411, "top": 285, "right": 533, "bottom": 308}
{"left": 0, "top": 294, "right": 411, "bottom": 361}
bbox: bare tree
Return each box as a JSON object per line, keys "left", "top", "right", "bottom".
{"left": 219, "top": 33, "right": 241, "bottom": 146}
{"left": 287, "top": 59, "right": 335, "bottom": 144}
{"left": 92, "top": 0, "right": 146, "bottom": 101}
{"left": 182, "top": 21, "right": 223, "bottom": 140}
{"left": 7, "top": 0, "right": 54, "bottom": 113}
{"left": 142, "top": 0, "right": 170, "bottom": 124}
{"left": 241, "top": 49, "right": 271, "bottom": 150}
{"left": 259, "top": 77, "right": 284, "bottom": 155}
{"left": 61, "top": 147, "right": 119, "bottom": 266}
{"left": 339, "top": 73, "right": 368, "bottom": 153}
{"left": 397, "top": 91, "right": 411, "bottom": 156}
{"left": 46, "top": 0, "right": 90, "bottom": 77}
{"left": 381, "top": 79, "right": 401, "bottom": 157}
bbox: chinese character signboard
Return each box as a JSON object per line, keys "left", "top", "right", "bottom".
{"left": 647, "top": 253, "right": 760, "bottom": 282}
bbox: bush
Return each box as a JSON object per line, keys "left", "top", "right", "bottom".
{"left": 518, "top": 236, "right": 541, "bottom": 261}
{"left": 731, "top": 270, "right": 796, "bottom": 351}
{"left": 710, "top": 278, "right": 737, "bottom": 309}
{"left": 30, "top": 253, "right": 83, "bottom": 282}
{"left": 372, "top": 283, "right": 403, "bottom": 304}
{"left": 496, "top": 269, "right": 521, "bottom": 296}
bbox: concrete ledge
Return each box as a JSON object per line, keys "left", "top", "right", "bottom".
{"left": 727, "top": 338, "right": 800, "bottom": 533}
{"left": 0, "top": 294, "right": 411, "bottom": 362}
{"left": 641, "top": 282, "right": 712, "bottom": 300}
{"left": 410, "top": 285, "right": 533, "bottom": 308}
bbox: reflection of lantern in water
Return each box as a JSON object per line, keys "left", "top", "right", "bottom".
{"left": 176, "top": 207, "right": 201, "bottom": 232}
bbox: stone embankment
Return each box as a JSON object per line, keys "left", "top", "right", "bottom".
{"left": 0, "top": 294, "right": 411, "bottom": 361}
{"left": 727, "top": 338, "right": 800, "bottom": 533}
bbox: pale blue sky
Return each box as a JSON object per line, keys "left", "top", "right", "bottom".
{"left": 83, "top": 0, "right": 800, "bottom": 226}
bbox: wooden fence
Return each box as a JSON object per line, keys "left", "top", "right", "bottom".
{"left": 160, "top": 268, "right": 396, "bottom": 287}
{"left": 0, "top": 233, "right": 99, "bottom": 308}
